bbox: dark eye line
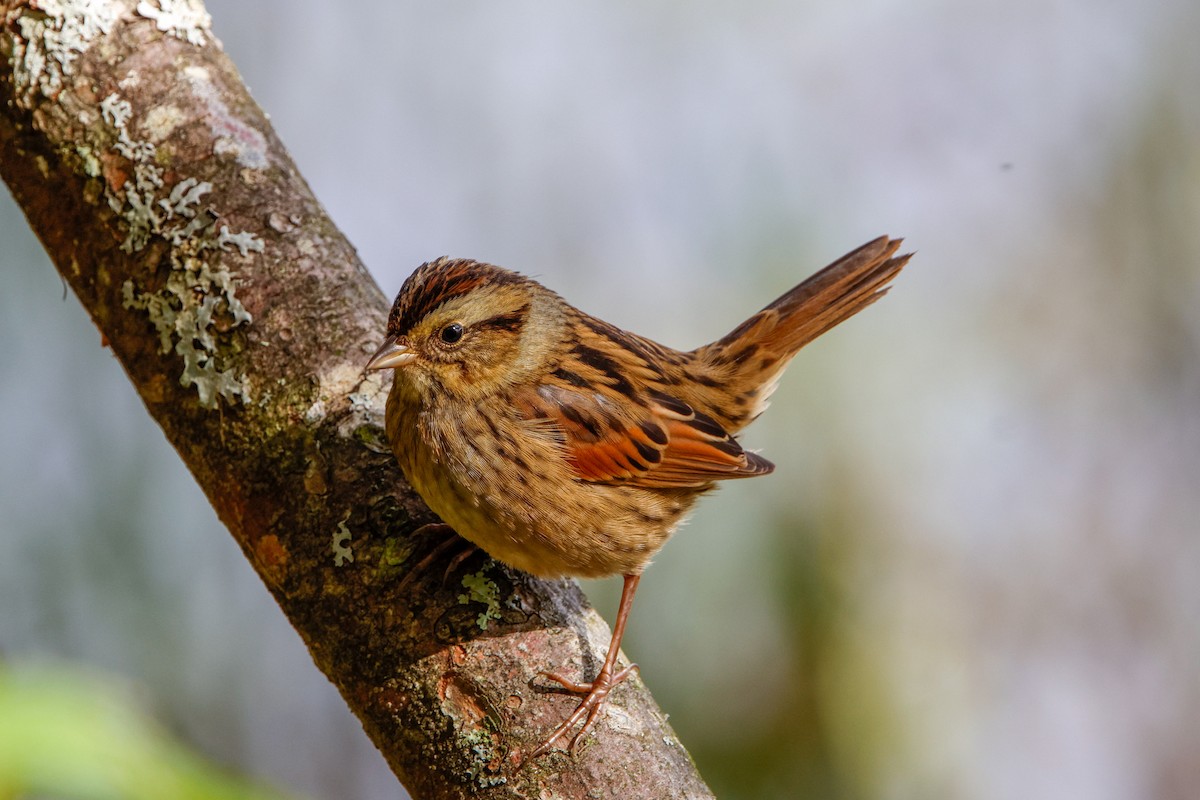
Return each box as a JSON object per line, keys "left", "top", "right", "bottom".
{"left": 475, "top": 303, "right": 530, "bottom": 334}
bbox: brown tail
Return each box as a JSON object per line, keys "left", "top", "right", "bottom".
{"left": 710, "top": 236, "right": 909, "bottom": 357}
{"left": 692, "top": 236, "right": 911, "bottom": 428}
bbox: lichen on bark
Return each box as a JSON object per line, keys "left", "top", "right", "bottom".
{"left": 0, "top": 2, "right": 717, "bottom": 797}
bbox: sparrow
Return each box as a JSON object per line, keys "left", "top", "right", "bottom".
{"left": 367, "top": 236, "right": 910, "bottom": 756}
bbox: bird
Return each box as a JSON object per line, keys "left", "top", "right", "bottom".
{"left": 366, "top": 236, "right": 910, "bottom": 757}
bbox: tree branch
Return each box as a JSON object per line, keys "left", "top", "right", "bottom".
{"left": 0, "top": 3, "right": 714, "bottom": 797}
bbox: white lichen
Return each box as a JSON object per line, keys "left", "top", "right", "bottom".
{"left": 348, "top": 391, "right": 375, "bottom": 412}
{"left": 121, "top": 254, "right": 253, "bottom": 407}
{"left": 332, "top": 515, "right": 354, "bottom": 567}
{"left": 135, "top": 0, "right": 211, "bottom": 47}
{"left": 100, "top": 91, "right": 166, "bottom": 253}
{"left": 347, "top": 371, "right": 390, "bottom": 417}
{"left": 102, "top": 88, "right": 260, "bottom": 408}
{"left": 9, "top": 4, "right": 258, "bottom": 410}
{"left": 10, "top": 0, "right": 121, "bottom": 100}
{"left": 77, "top": 146, "right": 102, "bottom": 177}
{"left": 217, "top": 225, "right": 266, "bottom": 256}
{"left": 98, "top": 91, "right": 131, "bottom": 128}
{"left": 303, "top": 400, "right": 326, "bottom": 425}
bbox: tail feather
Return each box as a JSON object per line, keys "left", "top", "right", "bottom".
{"left": 691, "top": 236, "right": 911, "bottom": 429}
{"left": 718, "top": 236, "right": 908, "bottom": 357}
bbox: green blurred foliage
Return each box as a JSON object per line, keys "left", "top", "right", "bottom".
{"left": 0, "top": 663, "right": 298, "bottom": 800}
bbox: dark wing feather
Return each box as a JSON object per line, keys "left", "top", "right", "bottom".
{"left": 514, "top": 382, "right": 773, "bottom": 489}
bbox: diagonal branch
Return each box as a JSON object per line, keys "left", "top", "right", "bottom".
{"left": 0, "top": 2, "right": 714, "bottom": 798}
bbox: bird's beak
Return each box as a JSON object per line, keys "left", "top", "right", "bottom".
{"left": 366, "top": 335, "right": 416, "bottom": 370}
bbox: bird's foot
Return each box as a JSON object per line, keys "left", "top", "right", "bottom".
{"left": 531, "top": 662, "right": 638, "bottom": 758}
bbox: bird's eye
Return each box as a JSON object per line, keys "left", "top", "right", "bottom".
{"left": 439, "top": 322, "right": 464, "bottom": 344}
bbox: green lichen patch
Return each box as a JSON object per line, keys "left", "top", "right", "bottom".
{"left": 437, "top": 674, "right": 508, "bottom": 788}
{"left": 379, "top": 536, "right": 417, "bottom": 578}
{"left": 458, "top": 568, "right": 503, "bottom": 631}
{"left": 460, "top": 725, "right": 507, "bottom": 788}
{"left": 331, "top": 514, "right": 354, "bottom": 567}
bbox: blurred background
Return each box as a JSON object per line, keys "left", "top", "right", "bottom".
{"left": 2, "top": 1, "right": 1198, "bottom": 798}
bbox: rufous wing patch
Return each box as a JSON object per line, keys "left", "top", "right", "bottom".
{"left": 514, "top": 383, "right": 774, "bottom": 488}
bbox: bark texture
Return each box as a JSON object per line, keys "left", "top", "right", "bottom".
{"left": 0, "top": 3, "right": 714, "bottom": 798}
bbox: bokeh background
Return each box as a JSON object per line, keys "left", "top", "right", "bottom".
{"left": 3, "top": 1, "right": 1198, "bottom": 798}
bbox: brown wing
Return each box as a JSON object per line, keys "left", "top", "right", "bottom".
{"left": 514, "top": 383, "right": 774, "bottom": 489}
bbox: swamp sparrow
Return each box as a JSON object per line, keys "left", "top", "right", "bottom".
{"left": 367, "top": 236, "right": 910, "bottom": 756}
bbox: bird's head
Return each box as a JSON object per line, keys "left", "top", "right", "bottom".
{"left": 367, "top": 257, "right": 566, "bottom": 400}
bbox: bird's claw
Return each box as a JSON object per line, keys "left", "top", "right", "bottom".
{"left": 530, "top": 663, "right": 638, "bottom": 758}
{"left": 394, "top": 524, "right": 479, "bottom": 595}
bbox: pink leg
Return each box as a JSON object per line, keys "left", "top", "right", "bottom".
{"left": 531, "top": 573, "right": 642, "bottom": 758}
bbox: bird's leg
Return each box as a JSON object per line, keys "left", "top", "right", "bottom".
{"left": 532, "top": 573, "right": 642, "bottom": 758}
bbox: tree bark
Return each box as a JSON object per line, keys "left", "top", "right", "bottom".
{"left": 0, "top": 3, "right": 714, "bottom": 798}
